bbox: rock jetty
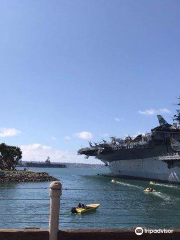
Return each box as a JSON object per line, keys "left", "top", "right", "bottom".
{"left": 0, "top": 170, "right": 57, "bottom": 182}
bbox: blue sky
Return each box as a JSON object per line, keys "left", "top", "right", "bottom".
{"left": 0, "top": 0, "right": 180, "bottom": 163}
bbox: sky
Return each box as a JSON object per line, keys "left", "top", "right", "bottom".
{"left": 0, "top": 0, "right": 180, "bottom": 164}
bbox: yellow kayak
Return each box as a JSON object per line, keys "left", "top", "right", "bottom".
{"left": 150, "top": 181, "right": 156, "bottom": 185}
{"left": 111, "top": 179, "right": 117, "bottom": 183}
{"left": 71, "top": 204, "right": 100, "bottom": 213}
{"left": 144, "top": 188, "right": 156, "bottom": 193}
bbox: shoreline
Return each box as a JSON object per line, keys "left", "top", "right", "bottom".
{"left": 0, "top": 170, "right": 57, "bottom": 182}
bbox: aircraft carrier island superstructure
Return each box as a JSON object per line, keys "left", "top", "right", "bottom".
{"left": 78, "top": 97, "right": 180, "bottom": 183}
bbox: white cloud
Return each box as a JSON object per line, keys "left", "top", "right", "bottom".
{"left": 65, "top": 136, "right": 71, "bottom": 141}
{"left": 21, "top": 143, "right": 41, "bottom": 151}
{"left": 20, "top": 143, "right": 101, "bottom": 164}
{"left": 51, "top": 137, "right": 56, "bottom": 141}
{"left": 74, "top": 131, "right": 93, "bottom": 140}
{"left": 21, "top": 143, "right": 74, "bottom": 162}
{"left": 159, "top": 108, "right": 171, "bottom": 114}
{"left": 42, "top": 145, "right": 52, "bottom": 150}
{"left": 0, "top": 128, "right": 21, "bottom": 137}
{"left": 114, "top": 117, "right": 124, "bottom": 122}
{"left": 138, "top": 108, "right": 171, "bottom": 115}
{"left": 114, "top": 118, "right": 120, "bottom": 122}
{"left": 138, "top": 109, "right": 157, "bottom": 115}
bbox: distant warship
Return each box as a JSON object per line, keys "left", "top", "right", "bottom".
{"left": 78, "top": 97, "right": 180, "bottom": 183}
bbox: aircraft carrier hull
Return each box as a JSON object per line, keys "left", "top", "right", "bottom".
{"left": 107, "top": 157, "right": 180, "bottom": 183}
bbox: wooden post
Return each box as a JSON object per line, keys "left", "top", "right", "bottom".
{"left": 49, "top": 181, "right": 62, "bottom": 240}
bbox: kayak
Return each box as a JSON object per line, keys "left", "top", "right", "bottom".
{"left": 144, "top": 188, "right": 156, "bottom": 193}
{"left": 71, "top": 204, "right": 100, "bottom": 213}
{"left": 111, "top": 179, "right": 116, "bottom": 183}
{"left": 150, "top": 181, "right": 156, "bottom": 185}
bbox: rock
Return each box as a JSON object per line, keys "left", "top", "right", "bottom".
{"left": 0, "top": 170, "right": 58, "bottom": 182}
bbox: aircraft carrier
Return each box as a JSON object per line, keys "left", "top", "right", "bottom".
{"left": 78, "top": 97, "right": 180, "bottom": 183}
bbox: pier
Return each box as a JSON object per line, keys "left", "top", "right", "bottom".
{"left": 0, "top": 181, "right": 180, "bottom": 240}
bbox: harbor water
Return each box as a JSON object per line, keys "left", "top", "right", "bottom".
{"left": 0, "top": 166, "right": 180, "bottom": 229}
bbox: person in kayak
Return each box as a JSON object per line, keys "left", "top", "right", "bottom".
{"left": 149, "top": 188, "right": 154, "bottom": 192}
{"left": 78, "top": 203, "right": 87, "bottom": 208}
{"left": 145, "top": 187, "right": 155, "bottom": 192}
{"left": 78, "top": 203, "right": 82, "bottom": 208}
{"left": 81, "top": 204, "right": 87, "bottom": 208}
{"left": 71, "top": 204, "right": 100, "bottom": 213}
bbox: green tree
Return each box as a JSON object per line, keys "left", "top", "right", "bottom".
{"left": 0, "top": 143, "right": 22, "bottom": 170}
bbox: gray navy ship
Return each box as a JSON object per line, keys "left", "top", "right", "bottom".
{"left": 78, "top": 97, "right": 180, "bottom": 183}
